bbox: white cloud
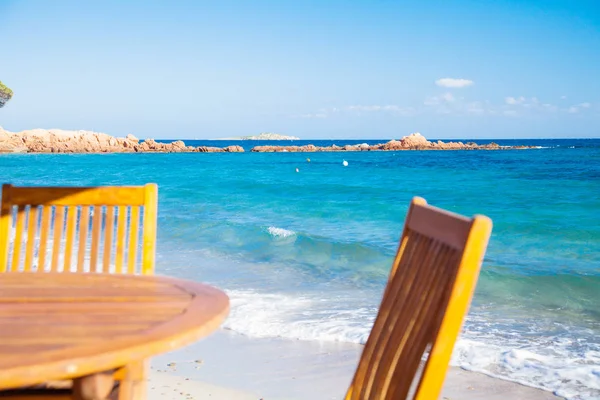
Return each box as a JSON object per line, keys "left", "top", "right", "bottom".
{"left": 346, "top": 105, "right": 415, "bottom": 115}
{"left": 297, "top": 113, "right": 327, "bottom": 118}
{"left": 347, "top": 105, "right": 381, "bottom": 112}
{"left": 294, "top": 96, "right": 593, "bottom": 120}
{"left": 436, "top": 107, "right": 453, "bottom": 114}
{"left": 435, "top": 78, "right": 474, "bottom": 88}
{"left": 442, "top": 92, "right": 455, "bottom": 102}
{"left": 427, "top": 94, "right": 564, "bottom": 116}
{"left": 504, "top": 96, "right": 560, "bottom": 113}
{"left": 505, "top": 96, "right": 526, "bottom": 105}
{"left": 466, "top": 102, "right": 485, "bottom": 114}
{"left": 560, "top": 95, "right": 567, "bottom": 100}
{"left": 567, "top": 102, "right": 592, "bottom": 114}
{"left": 381, "top": 105, "right": 402, "bottom": 111}
{"left": 508, "top": 97, "right": 596, "bottom": 114}
{"left": 424, "top": 92, "right": 455, "bottom": 106}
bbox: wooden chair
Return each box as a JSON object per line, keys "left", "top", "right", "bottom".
{"left": 0, "top": 184, "right": 158, "bottom": 400}
{"left": 345, "top": 197, "right": 492, "bottom": 400}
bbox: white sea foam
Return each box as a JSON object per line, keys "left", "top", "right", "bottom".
{"left": 453, "top": 335, "right": 600, "bottom": 400}
{"left": 223, "top": 289, "right": 373, "bottom": 344}
{"left": 222, "top": 288, "right": 600, "bottom": 400}
{"left": 266, "top": 226, "right": 296, "bottom": 238}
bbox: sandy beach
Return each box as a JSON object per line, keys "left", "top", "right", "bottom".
{"left": 148, "top": 330, "right": 562, "bottom": 400}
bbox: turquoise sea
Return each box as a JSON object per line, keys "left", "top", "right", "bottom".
{"left": 1, "top": 138, "right": 599, "bottom": 399}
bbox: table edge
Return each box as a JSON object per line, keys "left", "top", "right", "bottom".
{"left": 0, "top": 273, "right": 230, "bottom": 389}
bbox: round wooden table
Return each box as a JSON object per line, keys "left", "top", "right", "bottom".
{"left": 0, "top": 273, "right": 229, "bottom": 399}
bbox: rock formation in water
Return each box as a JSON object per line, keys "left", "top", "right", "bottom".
{"left": 0, "top": 127, "right": 244, "bottom": 153}
{"left": 0, "top": 81, "right": 13, "bottom": 108}
{"left": 251, "top": 132, "right": 517, "bottom": 152}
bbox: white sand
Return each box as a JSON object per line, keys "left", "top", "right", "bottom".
{"left": 148, "top": 329, "right": 562, "bottom": 400}
{"left": 148, "top": 371, "right": 258, "bottom": 400}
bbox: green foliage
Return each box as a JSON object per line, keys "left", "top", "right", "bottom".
{"left": 0, "top": 81, "right": 13, "bottom": 108}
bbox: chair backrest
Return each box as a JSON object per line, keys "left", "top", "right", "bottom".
{"left": 0, "top": 184, "right": 158, "bottom": 274}
{"left": 346, "top": 197, "right": 492, "bottom": 400}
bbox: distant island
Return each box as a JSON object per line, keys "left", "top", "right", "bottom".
{"left": 216, "top": 132, "right": 300, "bottom": 140}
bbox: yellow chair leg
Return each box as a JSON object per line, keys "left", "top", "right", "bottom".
{"left": 72, "top": 371, "right": 114, "bottom": 400}
{"left": 117, "top": 361, "right": 147, "bottom": 400}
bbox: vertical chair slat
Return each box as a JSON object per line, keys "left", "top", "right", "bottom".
{"left": 374, "top": 236, "right": 442, "bottom": 400}
{"left": 394, "top": 241, "right": 453, "bottom": 399}
{"left": 141, "top": 184, "right": 158, "bottom": 274}
{"left": 102, "top": 207, "right": 115, "bottom": 273}
{"left": 50, "top": 206, "right": 65, "bottom": 272}
{"left": 23, "top": 206, "right": 39, "bottom": 271}
{"left": 11, "top": 206, "right": 26, "bottom": 272}
{"left": 127, "top": 206, "right": 139, "bottom": 274}
{"left": 63, "top": 206, "right": 78, "bottom": 272}
{"left": 89, "top": 206, "right": 102, "bottom": 273}
{"left": 386, "top": 256, "right": 448, "bottom": 399}
{"left": 115, "top": 206, "right": 127, "bottom": 273}
{"left": 37, "top": 206, "right": 51, "bottom": 272}
{"left": 0, "top": 185, "right": 13, "bottom": 272}
{"left": 383, "top": 242, "right": 454, "bottom": 400}
{"left": 77, "top": 206, "right": 90, "bottom": 272}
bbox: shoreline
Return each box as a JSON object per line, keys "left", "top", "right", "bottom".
{"left": 149, "top": 329, "right": 562, "bottom": 400}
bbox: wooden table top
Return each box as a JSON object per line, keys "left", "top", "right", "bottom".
{"left": 0, "top": 273, "right": 229, "bottom": 390}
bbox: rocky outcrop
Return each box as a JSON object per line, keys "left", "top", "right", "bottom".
{"left": 251, "top": 133, "right": 526, "bottom": 152}
{"left": 224, "top": 145, "right": 244, "bottom": 152}
{"left": 0, "top": 127, "right": 245, "bottom": 153}
{"left": 195, "top": 145, "right": 243, "bottom": 153}
{"left": 134, "top": 138, "right": 189, "bottom": 152}
{"left": 197, "top": 146, "right": 225, "bottom": 153}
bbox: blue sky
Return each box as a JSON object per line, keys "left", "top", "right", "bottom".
{"left": 1, "top": 0, "right": 599, "bottom": 139}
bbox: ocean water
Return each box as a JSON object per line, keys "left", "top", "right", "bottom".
{"left": 1, "top": 138, "right": 599, "bottom": 399}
